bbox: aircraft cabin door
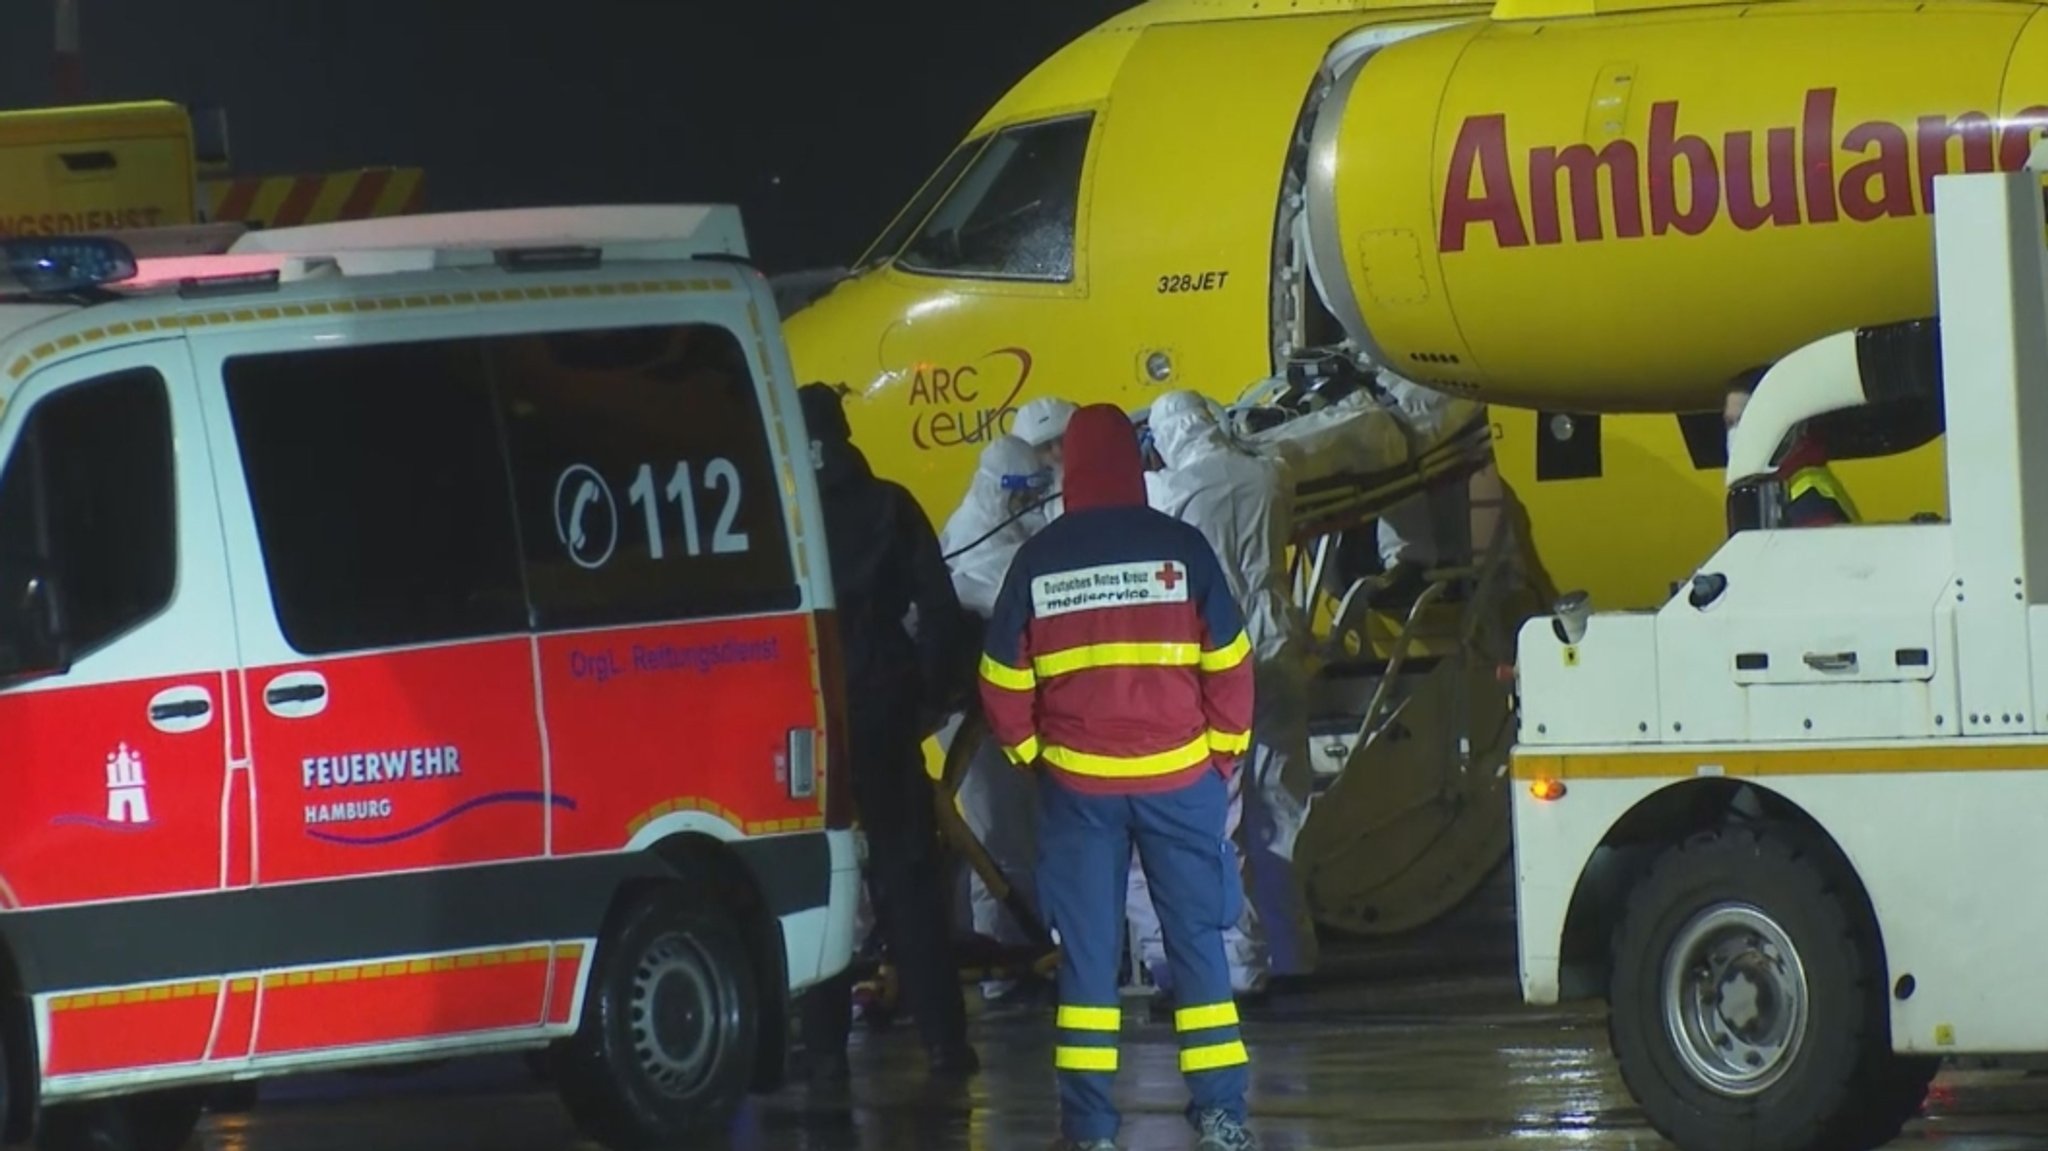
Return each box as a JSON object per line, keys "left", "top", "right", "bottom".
{"left": 1086, "top": 19, "right": 1356, "bottom": 406}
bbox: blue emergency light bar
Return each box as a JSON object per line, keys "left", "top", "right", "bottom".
{"left": 0, "top": 237, "right": 139, "bottom": 296}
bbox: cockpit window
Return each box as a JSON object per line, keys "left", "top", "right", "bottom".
{"left": 857, "top": 137, "right": 988, "bottom": 271}
{"left": 896, "top": 113, "right": 1094, "bottom": 283}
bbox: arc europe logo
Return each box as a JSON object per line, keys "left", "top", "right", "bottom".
{"left": 908, "top": 347, "right": 1034, "bottom": 450}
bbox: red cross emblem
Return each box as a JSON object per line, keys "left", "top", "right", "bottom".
{"left": 1155, "top": 562, "right": 1184, "bottom": 591}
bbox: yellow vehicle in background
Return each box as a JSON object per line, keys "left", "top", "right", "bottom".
{"left": 0, "top": 99, "right": 423, "bottom": 239}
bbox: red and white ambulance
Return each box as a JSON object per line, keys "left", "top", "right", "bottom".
{"left": 0, "top": 209, "right": 857, "bottom": 1151}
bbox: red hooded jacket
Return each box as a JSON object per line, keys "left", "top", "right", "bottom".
{"left": 976, "top": 405, "right": 1255, "bottom": 795}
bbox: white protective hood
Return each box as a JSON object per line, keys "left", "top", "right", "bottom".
{"left": 940, "top": 434, "right": 1047, "bottom": 618}
{"left": 1013, "top": 397, "right": 1078, "bottom": 448}
{"left": 1145, "top": 390, "right": 1308, "bottom": 663}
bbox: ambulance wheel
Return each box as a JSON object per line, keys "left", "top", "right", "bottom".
{"left": 1608, "top": 823, "right": 1904, "bottom": 1151}
{"left": 551, "top": 884, "right": 760, "bottom": 1150}
{"left": 36, "top": 1088, "right": 206, "bottom": 1151}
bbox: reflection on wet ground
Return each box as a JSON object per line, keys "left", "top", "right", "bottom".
{"left": 195, "top": 884, "right": 2048, "bottom": 1151}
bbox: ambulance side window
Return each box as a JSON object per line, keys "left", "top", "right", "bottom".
{"left": 0, "top": 369, "right": 174, "bottom": 676}
{"left": 493, "top": 322, "right": 800, "bottom": 630}
{"left": 223, "top": 346, "right": 528, "bottom": 655}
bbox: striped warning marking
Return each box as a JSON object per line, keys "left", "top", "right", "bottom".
{"left": 251, "top": 942, "right": 574, "bottom": 1056}
{"left": 258, "top": 943, "right": 561, "bottom": 989}
{"left": 626, "top": 794, "right": 827, "bottom": 839}
{"left": 203, "top": 167, "right": 425, "bottom": 229}
{"left": 48, "top": 978, "right": 217, "bottom": 1013}
{"left": 46, "top": 943, "right": 584, "bottom": 1013}
{"left": 6, "top": 276, "right": 738, "bottom": 382}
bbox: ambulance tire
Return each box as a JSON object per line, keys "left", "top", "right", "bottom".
{"left": 35, "top": 1088, "right": 206, "bottom": 1151}
{"left": 1609, "top": 823, "right": 1900, "bottom": 1151}
{"left": 552, "top": 884, "right": 760, "bottom": 1151}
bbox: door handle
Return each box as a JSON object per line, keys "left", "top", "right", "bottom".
{"left": 267, "top": 683, "right": 326, "bottom": 706}
{"left": 1803, "top": 652, "right": 1858, "bottom": 673}
{"left": 150, "top": 699, "right": 210, "bottom": 722}
{"left": 262, "top": 671, "right": 330, "bottom": 719}
{"left": 147, "top": 685, "right": 214, "bottom": 733}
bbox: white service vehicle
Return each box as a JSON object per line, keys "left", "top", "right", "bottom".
{"left": 1508, "top": 158, "right": 2048, "bottom": 1151}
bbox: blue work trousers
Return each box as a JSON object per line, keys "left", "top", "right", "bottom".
{"left": 1037, "top": 768, "right": 1250, "bottom": 1143}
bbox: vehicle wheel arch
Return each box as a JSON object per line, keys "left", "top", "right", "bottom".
{"left": 1558, "top": 778, "right": 1891, "bottom": 1002}
{"left": 634, "top": 832, "right": 790, "bottom": 1095}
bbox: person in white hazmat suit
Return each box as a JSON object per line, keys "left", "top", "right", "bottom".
{"left": 937, "top": 434, "right": 1056, "bottom": 1003}
{"left": 941, "top": 434, "right": 1054, "bottom": 613}
{"left": 1010, "top": 397, "right": 1077, "bottom": 521}
{"left": 1127, "top": 390, "right": 1321, "bottom": 997}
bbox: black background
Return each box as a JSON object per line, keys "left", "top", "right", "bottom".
{"left": 0, "top": 0, "right": 1130, "bottom": 273}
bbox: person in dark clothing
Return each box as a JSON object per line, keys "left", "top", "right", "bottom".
{"left": 1725, "top": 374, "right": 1859, "bottom": 527}
{"left": 795, "top": 382, "right": 979, "bottom": 1084}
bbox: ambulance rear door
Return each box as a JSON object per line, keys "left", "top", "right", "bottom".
{"left": 0, "top": 333, "right": 243, "bottom": 1081}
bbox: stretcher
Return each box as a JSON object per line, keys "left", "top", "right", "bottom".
{"left": 841, "top": 715, "right": 1060, "bottom": 1031}
{"left": 1246, "top": 374, "right": 1542, "bottom": 941}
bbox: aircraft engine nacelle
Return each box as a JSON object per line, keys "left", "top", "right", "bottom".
{"left": 1306, "top": 2, "right": 2048, "bottom": 414}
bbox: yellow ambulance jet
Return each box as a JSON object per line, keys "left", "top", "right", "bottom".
{"left": 785, "top": 0, "right": 2036, "bottom": 606}
{"left": 784, "top": 0, "right": 2040, "bottom": 933}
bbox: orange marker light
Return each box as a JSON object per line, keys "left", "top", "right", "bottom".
{"left": 1530, "top": 778, "right": 1567, "bottom": 802}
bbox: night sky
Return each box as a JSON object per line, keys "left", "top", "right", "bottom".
{"left": 0, "top": 0, "right": 1128, "bottom": 272}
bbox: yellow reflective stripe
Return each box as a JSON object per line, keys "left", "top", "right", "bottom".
{"left": 1175, "top": 1002, "right": 1240, "bottom": 1032}
{"left": 1180, "top": 1040, "right": 1249, "bottom": 1073}
{"left": 1174, "top": 1002, "right": 1240, "bottom": 1032}
{"left": 979, "top": 653, "right": 1036, "bottom": 692}
{"left": 1207, "top": 728, "right": 1251, "bottom": 756}
{"left": 1057, "top": 1005, "right": 1122, "bottom": 1032}
{"left": 1787, "top": 466, "right": 1861, "bottom": 522}
{"left": 1040, "top": 733, "right": 1212, "bottom": 779}
{"left": 1034, "top": 642, "right": 1200, "bottom": 679}
{"left": 1002, "top": 735, "right": 1042, "bottom": 766}
{"left": 1199, "top": 631, "right": 1251, "bottom": 673}
{"left": 1055, "top": 1046, "right": 1119, "bottom": 1072}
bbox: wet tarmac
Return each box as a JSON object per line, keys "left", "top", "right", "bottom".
{"left": 188, "top": 877, "right": 2048, "bottom": 1151}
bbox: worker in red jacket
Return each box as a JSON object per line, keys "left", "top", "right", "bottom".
{"left": 978, "top": 404, "right": 1260, "bottom": 1151}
